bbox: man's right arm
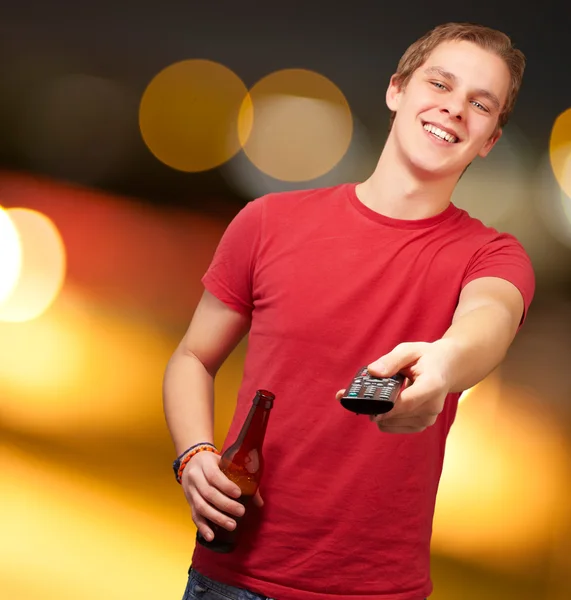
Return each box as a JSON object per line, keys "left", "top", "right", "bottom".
{"left": 163, "top": 289, "right": 250, "bottom": 453}
{"left": 162, "top": 289, "right": 251, "bottom": 540}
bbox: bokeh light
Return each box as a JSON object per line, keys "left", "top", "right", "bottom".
{"left": 222, "top": 113, "right": 376, "bottom": 198}
{"left": 237, "top": 68, "right": 353, "bottom": 181}
{"left": 139, "top": 59, "right": 249, "bottom": 172}
{"left": 0, "top": 287, "right": 169, "bottom": 435}
{"left": 549, "top": 107, "right": 571, "bottom": 198}
{"left": 17, "top": 73, "right": 136, "bottom": 185}
{"left": 1, "top": 446, "right": 191, "bottom": 600}
{"left": 0, "top": 294, "right": 87, "bottom": 413}
{"left": 433, "top": 375, "right": 569, "bottom": 571}
{"left": 0, "top": 206, "right": 22, "bottom": 303}
{"left": 0, "top": 208, "right": 66, "bottom": 322}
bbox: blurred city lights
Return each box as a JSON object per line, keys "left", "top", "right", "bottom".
{"left": 433, "top": 376, "right": 569, "bottom": 570}
{"left": 17, "top": 73, "right": 136, "bottom": 185}
{"left": 237, "top": 68, "right": 353, "bottom": 181}
{"left": 0, "top": 206, "right": 22, "bottom": 303}
{"left": 0, "top": 297, "right": 87, "bottom": 410}
{"left": 1, "top": 447, "right": 192, "bottom": 600}
{"left": 139, "top": 59, "right": 249, "bottom": 172}
{"left": 0, "top": 208, "right": 66, "bottom": 322}
{"left": 0, "top": 286, "right": 179, "bottom": 436}
{"left": 549, "top": 107, "right": 571, "bottom": 198}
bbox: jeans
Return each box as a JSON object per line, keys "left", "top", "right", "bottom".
{"left": 183, "top": 567, "right": 427, "bottom": 600}
{"left": 183, "top": 568, "right": 275, "bottom": 600}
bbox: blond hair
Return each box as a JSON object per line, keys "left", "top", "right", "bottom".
{"left": 388, "top": 22, "right": 525, "bottom": 131}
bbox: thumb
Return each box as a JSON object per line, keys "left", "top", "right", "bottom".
{"left": 252, "top": 489, "right": 264, "bottom": 508}
{"left": 368, "top": 342, "right": 425, "bottom": 377}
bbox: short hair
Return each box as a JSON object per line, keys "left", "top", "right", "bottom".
{"left": 388, "top": 22, "right": 526, "bottom": 131}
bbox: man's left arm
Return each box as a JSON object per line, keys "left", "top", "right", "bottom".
{"left": 363, "top": 276, "right": 526, "bottom": 433}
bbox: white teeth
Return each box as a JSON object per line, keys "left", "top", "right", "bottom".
{"left": 423, "top": 123, "right": 457, "bottom": 143}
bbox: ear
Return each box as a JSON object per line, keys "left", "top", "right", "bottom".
{"left": 478, "top": 127, "right": 502, "bottom": 158}
{"left": 386, "top": 74, "right": 403, "bottom": 112}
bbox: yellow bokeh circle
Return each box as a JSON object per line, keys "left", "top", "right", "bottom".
{"left": 549, "top": 107, "right": 571, "bottom": 198}
{"left": 0, "top": 208, "right": 66, "bottom": 322}
{"left": 139, "top": 59, "right": 250, "bottom": 172}
{"left": 238, "top": 69, "right": 353, "bottom": 182}
{"left": 0, "top": 206, "right": 22, "bottom": 303}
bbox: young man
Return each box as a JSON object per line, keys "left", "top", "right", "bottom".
{"left": 163, "top": 22, "right": 535, "bottom": 600}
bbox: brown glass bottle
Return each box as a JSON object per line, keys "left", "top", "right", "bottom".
{"left": 196, "top": 389, "right": 275, "bottom": 553}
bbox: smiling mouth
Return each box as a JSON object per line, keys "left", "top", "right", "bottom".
{"left": 423, "top": 122, "right": 459, "bottom": 144}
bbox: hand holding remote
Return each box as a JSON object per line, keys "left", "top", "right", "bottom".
{"left": 339, "top": 366, "right": 404, "bottom": 415}
{"left": 337, "top": 341, "right": 454, "bottom": 433}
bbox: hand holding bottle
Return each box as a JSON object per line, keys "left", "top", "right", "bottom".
{"left": 193, "top": 389, "right": 274, "bottom": 553}
{"left": 181, "top": 448, "right": 263, "bottom": 543}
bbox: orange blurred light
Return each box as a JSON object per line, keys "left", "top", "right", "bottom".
{"left": 139, "top": 59, "right": 249, "bottom": 172}
{"left": 433, "top": 375, "right": 569, "bottom": 572}
{"left": 458, "top": 384, "right": 477, "bottom": 404}
{"left": 0, "top": 206, "right": 22, "bottom": 303}
{"left": 0, "top": 208, "right": 66, "bottom": 322}
{"left": 0, "top": 287, "right": 165, "bottom": 434}
{"left": 238, "top": 68, "right": 353, "bottom": 181}
{"left": 549, "top": 107, "right": 571, "bottom": 199}
{"left": 0, "top": 447, "right": 192, "bottom": 600}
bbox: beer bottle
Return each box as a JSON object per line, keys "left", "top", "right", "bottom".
{"left": 197, "top": 389, "right": 275, "bottom": 553}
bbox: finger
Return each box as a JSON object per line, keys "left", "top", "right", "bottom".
{"left": 368, "top": 342, "right": 427, "bottom": 377}
{"left": 377, "top": 424, "right": 428, "bottom": 434}
{"left": 193, "top": 474, "right": 246, "bottom": 519}
{"left": 374, "top": 413, "right": 439, "bottom": 430}
{"left": 190, "top": 490, "right": 238, "bottom": 532}
{"left": 183, "top": 458, "right": 245, "bottom": 518}
{"left": 335, "top": 389, "right": 346, "bottom": 401}
{"left": 399, "top": 373, "right": 446, "bottom": 404}
{"left": 373, "top": 412, "right": 441, "bottom": 423}
{"left": 191, "top": 509, "right": 215, "bottom": 542}
{"left": 375, "top": 373, "right": 441, "bottom": 418}
{"left": 252, "top": 489, "right": 264, "bottom": 508}
{"left": 203, "top": 461, "right": 242, "bottom": 500}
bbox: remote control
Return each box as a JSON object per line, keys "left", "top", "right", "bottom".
{"left": 340, "top": 366, "right": 405, "bottom": 415}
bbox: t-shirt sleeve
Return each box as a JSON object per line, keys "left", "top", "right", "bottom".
{"left": 461, "top": 233, "right": 536, "bottom": 326}
{"left": 201, "top": 197, "right": 264, "bottom": 317}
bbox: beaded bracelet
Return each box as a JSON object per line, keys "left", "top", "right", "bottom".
{"left": 173, "top": 442, "right": 219, "bottom": 484}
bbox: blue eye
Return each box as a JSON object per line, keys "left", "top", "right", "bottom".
{"left": 471, "top": 100, "right": 489, "bottom": 112}
{"left": 431, "top": 81, "right": 447, "bottom": 90}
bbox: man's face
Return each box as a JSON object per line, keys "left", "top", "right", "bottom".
{"left": 386, "top": 40, "right": 511, "bottom": 179}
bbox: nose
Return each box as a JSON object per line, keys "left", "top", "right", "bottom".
{"left": 441, "top": 95, "right": 465, "bottom": 121}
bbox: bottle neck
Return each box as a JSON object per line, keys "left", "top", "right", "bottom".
{"left": 235, "top": 391, "right": 273, "bottom": 451}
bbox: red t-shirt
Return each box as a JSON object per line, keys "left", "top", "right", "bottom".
{"left": 192, "top": 183, "right": 535, "bottom": 600}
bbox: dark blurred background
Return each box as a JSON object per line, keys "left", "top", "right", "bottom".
{"left": 1, "top": 2, "right": 570, "bottom": 599}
